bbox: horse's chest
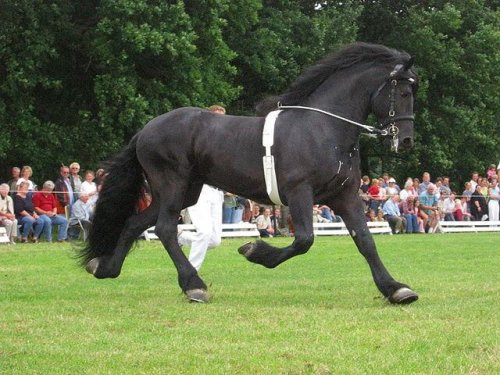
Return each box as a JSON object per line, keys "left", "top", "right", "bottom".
{"left": 326, "top": 143, "right": 359, "bottom": 177}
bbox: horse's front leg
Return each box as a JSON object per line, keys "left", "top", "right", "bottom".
{"left": 335, "top": 197, "right": 418, "bottom": 304}
{"left": 239, "top": 186, "right": 314, "bottom": 268}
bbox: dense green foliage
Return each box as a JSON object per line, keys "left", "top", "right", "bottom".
{"left": 1, "top": 1, "right": 498, "bottom": 187}
{"left": 1, "top": 234, "right": 499, "bottom": 374}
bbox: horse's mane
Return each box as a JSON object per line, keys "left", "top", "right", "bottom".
{"left": 256, "top": 42, "right": 411, "bottom": 115}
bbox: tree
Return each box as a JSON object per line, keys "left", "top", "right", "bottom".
{"left": 1, "top": 0, "right": 497, "bottom": 186}
{"left": 0, "top": 0, "right": 241, "bottom": 181}
{"left": 223, "top": 0, "right": 361, "bottom": 113}
{"left": 357, "top": 0, "right": 499, "bottom": 188}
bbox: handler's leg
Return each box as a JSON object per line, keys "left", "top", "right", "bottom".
{"left": 335, "top": 197, "right": 418, "bottom": 304}
{"left": 207, "top": 187, "right": 224, "bottom": 247}
{"left": 183, "top": 188, "right": 213, "bottom": 270}
{"left": 180, "top": 185, "right": 224, "bottom": 270}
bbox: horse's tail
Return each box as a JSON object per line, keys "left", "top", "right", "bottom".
{"left": 79, "top": 135, "right": 144, "bottom": 266}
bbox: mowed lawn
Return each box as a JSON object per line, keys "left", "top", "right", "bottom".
{"left": 1, "top": 233, "right": 498, "bottom": 374}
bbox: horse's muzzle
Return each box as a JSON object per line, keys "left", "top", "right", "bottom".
{"left": 383, "top": 135, "right": 413, "bottom": 152}
{"left": 401, "top": 136, "right": 413, "bottom": 149}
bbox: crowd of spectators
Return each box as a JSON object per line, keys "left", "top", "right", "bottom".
{"left": 2, "top": 161, "right": 498, "bottom": 243}
{"left": 0, "top": 163, "right": 101, "bottom": 244}
{"left": 359, "top": 164, "right": 500, "bottom": 234}
{"left": 209, "top": 163, "right": 500, "bottom": 236}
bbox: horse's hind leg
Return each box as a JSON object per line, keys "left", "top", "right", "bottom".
{"left": 239, "top": 186, "right": 315, "bottom": 268}
{"left": 87, "top": 201, "right": 159, "bottom": 278}
{"left": 334, "top": 197, "right": 418, "bottom": 304}
{"left": 154, "top": 185, "right": 209, "bottom": 302}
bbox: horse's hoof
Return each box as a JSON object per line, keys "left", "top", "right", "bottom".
{"left": 85, "top": 258, "right": 100, "bottom": 275}
{"left": 390, "top": 287, "right": 419, "bottom": 304}
{"left": 238, "top": 242, "right": 255, "bottom": 257}
{"left": 185, "top": 288, "right": 209, "bottom": 303}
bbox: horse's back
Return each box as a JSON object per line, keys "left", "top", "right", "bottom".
{"left": 135, "top": 107, "right": 268, "bottom": 198}
{"left": 138, "top": 106, "right": 260, "bottom": 144}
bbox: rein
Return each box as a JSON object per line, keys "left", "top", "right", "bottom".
{"left": 277, "top": 103, "right": 387, "bottom": 135}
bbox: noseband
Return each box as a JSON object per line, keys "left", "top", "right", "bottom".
{"left": 277, "top": 63, "right": 415, "bottom": 152}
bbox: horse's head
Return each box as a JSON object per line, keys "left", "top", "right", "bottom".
{"left": 371, "top": 57, "right": 418, "bottom": 152}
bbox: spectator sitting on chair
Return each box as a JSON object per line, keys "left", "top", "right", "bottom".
{"left": 454, "top": 198, "right": 469, "bottom": 221}
{"left": 385, "top": 177, "right": 399, "bottom": 196}
{"left": 33, "top": 180, "right": 68, "bottom": 243}
{"left": 419, "top": 183, "right": 440, "bottom": 233}
{"left": 375, "top": 210, "right": 386, "bottom": 222}
{"left": 330, "top": 209, "right": 343, "bottom": 223}
{"left": 69, "top": 192, "right": 93, "bottom": 239}
{"left": 401, "top": 196, "right": 419, "bottom": 233}
{"left": 318, "top": 204, "right": 334, "bottom": 222}
{"left": 255, "top": 207, "right": 275, "bottom": 237}
{"left": 399, "top": 178, "right": 417, "bottom": 201}
{"left": 313, "top": 205, "right": 329, "bottom": 223}
{"left": 442, "top": 192, "right": 457, "bottom": 221}
{"left": 470, "top": 184, "right": 488, "bottom": 221}
{"left": 366, "top": 208, "right": 376, "bottom": 222}
{"left": 413, "top": 198, "right": 426, "bottom": 232}
{"left": 14, "top": 181, "right": 46, "bottom": 243}
{"left": 0, "top": 183, "right": 18, "bottom": 244}
{"left": 367, "top": 178, "right": 383, "bottom": 214}
{"left": 250, "top": 202, "right": 261, "bottom": 223}
{"left": 80, "top": 170, "right": 97, "bottom": 198}
{"left": 270, "top": 207, "right": 282, "bottom": 236}
{"left": 382, "top": 194, "right": 406, "bottom": 234}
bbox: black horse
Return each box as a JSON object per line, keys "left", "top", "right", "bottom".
{"left": 81, "top": 42, "right": 419, "bottom": 304}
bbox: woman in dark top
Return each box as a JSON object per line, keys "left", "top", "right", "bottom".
{"left": 469, "top": 185, "right": 488, "bottom": 221}
{"left": 14, "top": 181, "right": 45, "bottom": 243}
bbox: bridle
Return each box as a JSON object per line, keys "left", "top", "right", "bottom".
{"left": 276, "top": 63, "right": 416, "bottom": 152}
{"left": 372, "top": 64, "right": 416, "bottom": 151}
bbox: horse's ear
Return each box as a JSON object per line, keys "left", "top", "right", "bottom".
{"left": 404, "top": 56, "right": 415, "bottom": 71}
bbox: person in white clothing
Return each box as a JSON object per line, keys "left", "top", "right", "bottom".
{"left": 177, "top": 105, "right": 226, "bottom": 270}
{"left": 0, "top": 184, "right": 18, "bottom": 244}
{"left": 178, "top": 184, "right": 224, "bottom": 270}
{"left": 80, "top": 170, "right": 97, "bottom": 197}
{"left": 488, "top": 176, "right": 499, "bottom": 221}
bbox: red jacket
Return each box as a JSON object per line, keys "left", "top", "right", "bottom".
{"left": 33, "top": 192, "right": 58, "bottom": 212}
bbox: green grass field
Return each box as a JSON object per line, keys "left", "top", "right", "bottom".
{"left": 1, "top": 233, "right": 498, "bottom": 374}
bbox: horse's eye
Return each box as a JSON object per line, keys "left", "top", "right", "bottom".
{"left": 401, "top": 91, "right": 411, "bottom": 98}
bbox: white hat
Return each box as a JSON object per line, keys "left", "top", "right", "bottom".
{"left": 388, "top": 178, "right": 396, "bottom": 183}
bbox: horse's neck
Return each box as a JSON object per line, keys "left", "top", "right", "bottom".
{"left": 307, "top": 71, "right": 374, "bottom": 123}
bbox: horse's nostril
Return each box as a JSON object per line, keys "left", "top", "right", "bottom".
{"left": 402, "top": 137, "right": 413, "bottom": 147}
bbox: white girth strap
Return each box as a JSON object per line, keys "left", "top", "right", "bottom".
{"left": 262, "top": 110, "right": 284, "bottom": 205}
